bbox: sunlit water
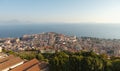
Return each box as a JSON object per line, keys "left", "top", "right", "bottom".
{"left": 0, "top": 23, "right": 120, "bottom": 39}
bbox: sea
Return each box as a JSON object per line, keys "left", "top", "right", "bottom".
{"left": 0, "top": 23, "right": 120, "bottom": 39}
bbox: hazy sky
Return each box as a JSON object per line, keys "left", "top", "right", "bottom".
{"left": 0, "top": 0, "right": 120, "bottom": 24}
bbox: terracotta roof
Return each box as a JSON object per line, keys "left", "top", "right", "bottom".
{"left": 27, "top": 61, "right": 49, "bottom": 71}
{"left": 26, "top": 64, "right": 40, "bottom": 71}
{"left": 0, "top": 56, "right": 23, "bottom": 70}
{"left": 0, "top": 55, "right": 15, "bottom": 64}
{"left": 11, "top": 58, "right": 39, "bottom": 71}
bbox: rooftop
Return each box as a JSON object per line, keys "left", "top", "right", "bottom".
{"left": 11, "top": 58, "right": 39, "bottom": 71}
{"left": 0, "top": 55, "right": 23, "bottom": 71}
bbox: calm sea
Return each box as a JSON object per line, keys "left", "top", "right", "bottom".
{"left": 0, "top": 23, "right": 120, "bottom": 39}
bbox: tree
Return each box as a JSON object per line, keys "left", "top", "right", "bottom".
{"left": 69, "top": 55, "right": 83, "bottom": 71}
{"left": 49, "top": 52, "right": 69, "bottom": 71}
{"left": 112, "top": 59, "right": 120, "bottom": 71}
{"left": 36, "top": 53, "right": 44, "bottom": 60}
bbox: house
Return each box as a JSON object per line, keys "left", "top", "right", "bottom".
{"left": 0, "top": 55, "right": 24, "bottom": 71}
{"left": 11, "top": 58, "right": 49, "bottom": 71}
{"left": 0, "top": 47, "right": 2, "bottom": 52}
{"left": 11, "top": 58, "right": 40, "bottom": 71}
{"left": 0, "top": 54, "right": 49, "bottom": 71}
{"left": 40, "top": 49, "right": 55, "bottom": 53}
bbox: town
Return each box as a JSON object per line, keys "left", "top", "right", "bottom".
{"left": 0, "top": 32, "right": 120, "bottom": 57}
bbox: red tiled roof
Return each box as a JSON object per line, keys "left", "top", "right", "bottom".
{"left": 0, "top": 55, "right": 14, "bottom": 64}
{"left": 26, "top": 64, "right": 40, "bottom": 71}
{"left": 11, "top": 58, "right": 39, "bottom": 71}
{"left": 0, "top": 56, "right": 23, "bottom": 71}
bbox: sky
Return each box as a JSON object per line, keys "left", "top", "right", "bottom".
{"left": 0, "top": 0, "right": 120, "bottom": 24}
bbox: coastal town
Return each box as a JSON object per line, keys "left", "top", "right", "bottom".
{"left": 0, "top": 32, "right": 120, "bottom": 57}
{"left": 1, "top": 0, "right": 120, "bottom": 71}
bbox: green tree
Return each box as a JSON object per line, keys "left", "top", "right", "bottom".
{"left": 49, "top": 52, "right": 69, "bottom": 71}
{"left": 69, "top": 55, "right": 83, "bottom": 71}
{"left": 36, "top": 53, "right": 44, "bottom": 60}
{"left": 112, "top": 59, "right": 120, "bottom": 71}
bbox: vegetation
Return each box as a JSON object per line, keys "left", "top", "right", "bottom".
{"left": 3, "top": 50, "right": 120, "bottom": 71}
{"left": 49, "top": 51, "right": 119, "bottom": 71}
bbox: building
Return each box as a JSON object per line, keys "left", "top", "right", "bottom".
{"left": 11, "top": 58, "right": 49, "bottom": 71}
{"left": 0, "top": 55, "right": 24, "bottom": 71}
{"left": 10, "top": 59, "right": 39, "bottom": 71}
{"left": 0, "top": 47, "right": 2, "bottom": 52}
{"left": 40, "top": 49, "right": 55, "bottom": 53}
{"left": 0, "top": 54, "right": 49, "bottom": 71}
{"left": 114, "top": 47, "right": 120, "bottom": 56}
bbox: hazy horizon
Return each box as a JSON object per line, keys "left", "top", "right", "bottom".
{"left": 0, "top": 0, "right": 120, "bottom": 24}
{"left": 1, "top": 0, "right": 120, "bottom": 39}
{"left": 0, "top": 24, "right": 120, "bottom": 39}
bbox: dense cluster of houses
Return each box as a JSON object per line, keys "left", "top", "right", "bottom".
{"left": 0, "top": 32, "right": 120, "bottom": 56}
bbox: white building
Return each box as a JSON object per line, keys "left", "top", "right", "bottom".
{"left": 0, "top": 47, "right": 2, "bottom": 52}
